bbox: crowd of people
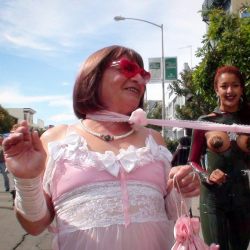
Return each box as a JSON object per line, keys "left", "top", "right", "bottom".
{"left": 1, "top": 45, "right": 250, "bottom": 250}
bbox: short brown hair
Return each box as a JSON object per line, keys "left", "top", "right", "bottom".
{"left": 73, "top": 45, "right": 145, "bottom": 119}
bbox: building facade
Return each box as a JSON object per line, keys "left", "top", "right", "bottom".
{"left": 166, "top": 0, "right": 250, "bottom": 140}
{"left": 202, "top": 0, "right": 250, "bottom": 21}
{"left": 165, "top": 63, "right": 191, "bottom": 140}
{"left": 6, "top": 108, "right": 44, "bottom": 129}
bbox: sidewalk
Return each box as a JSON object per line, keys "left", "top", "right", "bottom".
{"left": 0, "top": 178, "right": 200, "bottom": 250}
{"left": 0, "top": 174, "right": 52, "bottom": 250}
{"left": 0, "top": 174, "right": 249, "bottom": 250}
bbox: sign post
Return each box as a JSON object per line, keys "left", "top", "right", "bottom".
{"left": 148, "top": 57, "right": 177, "bottom": 82}
{"left": 165, "top": 57, "right": 177, "bottom": 81}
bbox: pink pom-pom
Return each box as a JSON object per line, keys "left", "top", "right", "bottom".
{"left": 129, "top": 108, "right": 148, "bottom": 127}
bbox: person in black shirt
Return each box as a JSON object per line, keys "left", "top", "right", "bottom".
{"left": 171, "top": 136, "right": 191, "bottom": 167}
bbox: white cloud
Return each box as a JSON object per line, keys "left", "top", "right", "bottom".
{"left": 3, "top": 33, "right": 54, "bottom": 51}
{"left": 0, "top": 0, "right": 206, "bottom": 125}
{"left": 0, "top": 0, "right": 205, "bottom": 70}
{"left": 48, "top": 98, "right": 72, "bottom": 109}
{"left": 0, "top": 87, "right": 69, "bottom": 106}
{"left": 0, "top": 1, "right": 169, "bottom": 55}
{"left": 48, "top": 113, "right": 77, "bottom": 124}
{"left": 0, "top": 85, "right": 75, "bottom": 125}
{"left": 0, "top": 0, "right": 156, "bottom": 50}
{"left": 61, "top": 81, "right": 71, "bottom": 86}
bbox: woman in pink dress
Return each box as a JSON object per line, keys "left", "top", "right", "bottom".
{"left": 3, "top": 45, "right": 200, "bottom": 250}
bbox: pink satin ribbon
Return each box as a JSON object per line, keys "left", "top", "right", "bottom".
{"left": 86, "top": 108, "right": 250, "bottom": 134}
{"left": 120, "top": 168, "right": 130, "bottom": 227}
{"left": 171, "top": 216, "right": 219, "bottom": 250}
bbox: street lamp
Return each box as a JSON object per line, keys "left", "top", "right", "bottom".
{"left": 114, "top": 15, "right": 166, "bottom": 136}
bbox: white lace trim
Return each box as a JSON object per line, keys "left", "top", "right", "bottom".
{"left": 53, "top": 181, "right": 168, "bottom": 233}
{"left": 43, "top": 132, "right": 172, "bottom": 194}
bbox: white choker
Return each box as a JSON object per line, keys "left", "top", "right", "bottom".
{"left": 80, "top": 120, "right": 135, "bottom": 142}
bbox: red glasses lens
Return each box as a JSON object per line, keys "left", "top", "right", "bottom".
{"left": 140, "top": 70, "right": 151, "bottom": 81}
{"left": 120, "top": 59, "right": 139, "bottom": 78}
{"left": 110, "top": 59, "right": 151, "bottom": 82}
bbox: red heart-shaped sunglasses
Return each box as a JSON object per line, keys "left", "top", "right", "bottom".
{"left": 110, "top": 58, "right": 151, "bottom": 83}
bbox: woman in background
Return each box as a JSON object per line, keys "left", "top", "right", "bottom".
{"left": 189, "top": 65, "right": 250, "bottom": 250}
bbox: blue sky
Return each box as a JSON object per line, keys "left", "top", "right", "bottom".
{"left": 0, "top": 0, "right": 206, "bottom": 126}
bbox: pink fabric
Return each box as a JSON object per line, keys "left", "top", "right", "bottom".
{"left": 171, "top": 216, "right": 220, "bottom": 250}
{"left": 120, "top": 168, "right": 130, "bottom": 227}
{"left": 43, "top": 132, "right": 177, "bottom": 250}
{"left": 50, "top": 159, "right": 167, "bottom": 201}
{"left": 86, "top": 109, "right": 250, "bottom": 134}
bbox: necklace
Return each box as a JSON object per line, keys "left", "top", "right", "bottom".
{"left": 80, "top": 120, "right": 135, "bottom": 142}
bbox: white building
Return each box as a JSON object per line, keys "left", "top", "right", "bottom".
{"left": 6, "top": 108, "right": 45, "bottom": 129}
{"left": 165, "top": 63, "right": 191, "bottom": 140}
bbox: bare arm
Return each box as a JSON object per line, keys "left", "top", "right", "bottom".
{"left": 189, "top": 129, "right": 227, "bottom": 185}
{"left": 3, "top": 121, "right": 66, "bottom": 235}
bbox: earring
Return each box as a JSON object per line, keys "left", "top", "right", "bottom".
{"left": 240, "top": 96, "right": 244, "bottom": 104}
{"left": 216, "top": 94, "right": 220, "bottom": 105}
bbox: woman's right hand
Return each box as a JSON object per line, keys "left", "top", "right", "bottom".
{"left": 3, "top": 120, "right": 46, "bottom": 179}
{"left": 208, "top": 169, "right": 227, "bottom": 185}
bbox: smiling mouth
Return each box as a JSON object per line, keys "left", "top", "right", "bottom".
{"left": 125, "top": 87, "right": 140, "bottom": 94}
{"left": 225, "top": 95, "right": 237, "bottom": 101}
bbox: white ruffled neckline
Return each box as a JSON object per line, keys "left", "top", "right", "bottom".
{"left": 47, "top": 132, "right": 172, "bottom": 177}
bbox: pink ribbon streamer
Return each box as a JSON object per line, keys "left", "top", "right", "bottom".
{"left": 171, "top": 175, "right": 220, "bottom": 249}
{"left": 86, "top": 108, "right": 250, "bottom": 134}
{"left": 171, "top": 216, "right": 219, "bottom": 250}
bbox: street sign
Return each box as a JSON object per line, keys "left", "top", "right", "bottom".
{"left": 165, "top": 57, "right": 177, "bottom": 81}
{"left": 148, "top": 58, "right": 161, "bottom": 82}
{"left": 148, "top": 57, "right": 178, "bottom": 82}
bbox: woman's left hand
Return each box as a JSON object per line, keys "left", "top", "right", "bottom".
{"left": 167, "top": 165, "right": 200, "bottom": 197}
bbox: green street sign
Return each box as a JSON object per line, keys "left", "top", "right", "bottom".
{"left": 165, "top": 57, "right": 177, "bottom": 80}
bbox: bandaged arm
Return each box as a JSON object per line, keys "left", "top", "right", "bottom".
{"left": 14, "top": 175, "right": 54, "bottom": 235}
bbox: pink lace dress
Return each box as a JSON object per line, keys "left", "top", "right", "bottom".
{"left": 43, "top": 129, "right": 179, "bottom": 250}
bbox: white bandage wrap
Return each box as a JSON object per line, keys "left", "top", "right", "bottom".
{"left": 14, "top": 175, "right": 47, "bottom": 222}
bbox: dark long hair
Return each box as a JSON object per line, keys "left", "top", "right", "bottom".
{"left": 214, "top": 65, "right": 250, "bottom": 124}
{"left": 73, "top": 45, "right": 145, "bottom": 119}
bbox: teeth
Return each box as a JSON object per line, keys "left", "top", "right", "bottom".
{"left": 126, "top": 87, "right": 139, "bottom": 93}
{"left": 226, "top": 96, "right": 235, "bottom": 100}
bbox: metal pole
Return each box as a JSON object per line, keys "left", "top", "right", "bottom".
{"left": 160, "top": 24, "right": 166, "bottom": 137}
{"left": 114, "top": 16, "right": 166, "bottom": 137}
{"left": 190, "top": 45, "right": 192, "bottom": 68}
